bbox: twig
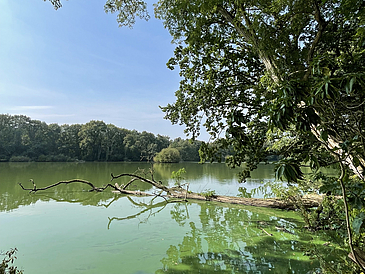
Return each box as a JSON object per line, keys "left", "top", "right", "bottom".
{"left": 260, "top": 228, "right": 273, "bottom": 236}
{"left": 111, "top": 173, "right": 170, "bottom": 193}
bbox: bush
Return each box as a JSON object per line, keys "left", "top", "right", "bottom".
{"left": 171, "top": 168, "right": 186, "bottom": 186}
{"left": 154, "top": 147, "right": 181, "bottom": 163}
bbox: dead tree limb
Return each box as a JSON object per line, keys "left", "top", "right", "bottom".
{"left": 19, "top": 175, "right": 323, "bottom": 209}
{"left": 18, "top": 179, "right": 109, "bottom": 193}
{"left": 111, "top": 173, "right": 171, "bottom": 192}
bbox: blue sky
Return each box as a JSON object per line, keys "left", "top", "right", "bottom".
{"left": 0, "top": 0, "right": 205, "bottom": 140}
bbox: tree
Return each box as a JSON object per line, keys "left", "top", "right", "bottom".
{"left": 170, "top": 138, "right": 202, "bottom": 161}
{"left": 0, "top": 114, "right": 18, "bottom": 161}
{"left": 79, "top": 120, "right": 107, "bottom": 161}
{"left": 59, "top": 124, "right": 82, "bottom": 159}
{"left": 153, "top": 0, "right": 364, "bottom": 178}
{"left": 103, "top": 124, "right": 128, "bottom": 161}
{"left": 153, "top": 1, "right": 365, "bottom": 270}
{"left": 154, "top": 147, "right": 181, "bottom": 163}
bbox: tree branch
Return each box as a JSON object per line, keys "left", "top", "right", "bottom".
{"left": 18, "top": 179, "right": 107, "bottom": 193}
{"left": 111, "top": 173, "right": 171, "bottom": 193}
{"left": 303, "top": 0, "right": 328, "bottom": 81}
{"left": 19, "top": 175, "right": 323, "bottom": 209}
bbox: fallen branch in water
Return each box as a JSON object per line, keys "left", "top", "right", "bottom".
{"left": 18, "top": 179, "right": 113, "bottom": 193}
{"left": 111, "top": 173, "right": 171, "bottom": 193}
{"left": 18, "top": 174, "right": 323, "bottom": 209}
{"left": 18, "top": 178, "right": 154, "bottom": 196}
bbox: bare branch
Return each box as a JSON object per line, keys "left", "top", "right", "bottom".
{"left": 19, "top": 179, "right": 105, "bottom": 193}
{"left": 19, "top": 174, "right": 323, "bottom": 209}
{"left": 111, "top": 173, "right": 171, "bottom": 193}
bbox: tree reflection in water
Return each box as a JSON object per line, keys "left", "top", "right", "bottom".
{"left": 107, "top": 197, "right": 326, "bottom": 273}
{"left": 157, "top": 202, "right": 323, "bottom": 274}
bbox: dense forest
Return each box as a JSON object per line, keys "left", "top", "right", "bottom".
{"left": 0, "top": 114, "right": 202, "bottom": 162}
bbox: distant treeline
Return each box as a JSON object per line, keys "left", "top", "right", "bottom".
{"left": 0, "top": 114, "right": 202, "bottom": 162}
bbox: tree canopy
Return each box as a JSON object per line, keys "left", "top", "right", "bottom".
{"left": 153, "top": 0, "right": 365, "bottom": 182}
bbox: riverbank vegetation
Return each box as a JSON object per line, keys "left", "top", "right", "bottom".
{"left": 0, "top": 114, "right": 202, "bottom": 163}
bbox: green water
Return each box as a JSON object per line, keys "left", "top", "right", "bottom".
{"left": 0, "top": 162, "right": 336, "bottom": 273}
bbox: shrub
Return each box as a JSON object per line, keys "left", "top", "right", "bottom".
{"left": 171, "top": 168, "right": 186, "bottom": 186}
{"left": 154, "top": 147, "right": 181, "bottom": 163}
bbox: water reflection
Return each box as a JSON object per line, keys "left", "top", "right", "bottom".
{"left": 156, "top": 203, "right": 319, "bottom": 273}
{"left": 0, "top": 162, "right": 275, "bottom": 212}
{"left": 159, "top": 202, "right": 322, "bottom": 273}
{"left": 0, "top": 162, "right": 332, "bottom": 273}
{"left": 104, "top": 196, "right": 324, "bottom": 273}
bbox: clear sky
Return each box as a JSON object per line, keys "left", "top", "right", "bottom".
{"left": 0, "top": 0, "right": 205, "bottom": 140}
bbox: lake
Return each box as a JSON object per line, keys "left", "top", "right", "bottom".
{"left": 0, "top": 162, "right": 338, "bottom": 273}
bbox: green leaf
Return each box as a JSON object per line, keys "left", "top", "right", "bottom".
{"left": 275, "top": 165, "right": 285, "bottom": 181}
{"left": 310, "top": 155, "right": 320, "bottom": 170}
{"left": 349, "top": 77, "right": 355, "bottom": 93}
{"left": 315, "top": 83, "right": 324, "bottom": 95}
{"left": 325, "top": 81, "right": 329, "bottom": 95}
{"left": 353, "top": 212, "right": 365, "bottom": 235}
{"left": 353, "top": 156, "right": 360, "bottom": 168}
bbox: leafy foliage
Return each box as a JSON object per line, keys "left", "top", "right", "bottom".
{"left": 170, "top": 167, "right": 186, "bottom": 186}
{"left": 199, "top": 189, "right": 217, "bottom": 200}
{"left": 104, "top": 0, "right": 150, "bottom": 28}
{"left": 0, "top": 248, "right": 23, "bottom": 274}
{"left": 154, "top": 147, "right": 181, "bottom": 163}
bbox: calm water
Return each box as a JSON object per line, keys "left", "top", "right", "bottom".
{"left": 0, "top": 162, "right": 337, "bottom": 273}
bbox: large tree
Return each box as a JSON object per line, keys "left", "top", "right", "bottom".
{"left": 153, "top": 0, "right": 365, "bottom": 181}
